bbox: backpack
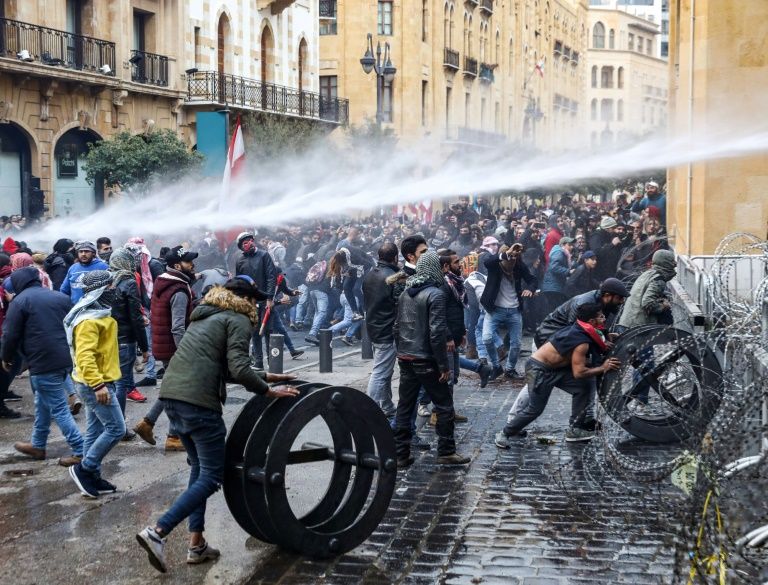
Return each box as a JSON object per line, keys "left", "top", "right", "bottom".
{"left": 305, "top": 260, "right": 327, "bottom": 285}
{"left": 460, "top": 251, "right": 479, "bottom": 278}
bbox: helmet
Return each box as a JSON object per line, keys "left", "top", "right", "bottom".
{"left": 236, "top": 232, "right": 255, "bottom": 249}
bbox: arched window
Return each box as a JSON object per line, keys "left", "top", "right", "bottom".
{"left": 444, "top": 4, "right": 450, "bottom": 46}
{"left": 617, "top": 99, "right": 624, "bottom": 122}
{"left": 217, "top": 13, "right": 231, "bottom": 75}
{"left": 591, "top": 65, "right": 597, "bottom": 88}
{"left": 508, "top": 37, "right": 514, "bottom": 75}
{"left": 592, "top": 22, "right": 605, "bottom": 49}
{"left": 298, "top": 39, "right": 308, "bottom": 94}
{"left": 261, "top": 25, "right": 274, "bottom": 84}
{"left": 617, "top": 66, "right": 625, "bottom": 89}
{"left": 601, "top": 65, "right": 614, "bottom": 88}
{"left": 591, "top": 98, "right": 597, "bottom": 121}
{"left": 422, "top": 0, "right": 428, "bottom": 42}
{"left": 450, "top": 6, "right": 455, "bottom": 49}
{"left": 608, "top": 29, "right": 615, "bottom": 49}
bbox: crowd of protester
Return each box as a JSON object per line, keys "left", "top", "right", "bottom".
{"left": 0, "top": 180, "right": 670, "bottom": 572}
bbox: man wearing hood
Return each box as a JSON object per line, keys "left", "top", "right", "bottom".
{"left": 64, "top": 270, "right": 125, "bottom": 498}
{"left": 618, "top": 249, "right": 676, "bottom": 330}
{"left": 543, "top": 215, "right": 565, "bottom": 263}
{"left": 449, "top": 225, "right": 475, "bottom": 258}
{"left": 136, "top": 278, "right": 298, "bottom": 573}
{"left": 60, "top": 240, "right": 110, "bottom": 303}
{"left": 589, "top": 217, "right": 624, "bottom": 283}
{"left": 235, "top": 232, "right": 277, "bottom": 370}
{"left": 393, "top": 251, "right": 470, "bottom": 468}
{"left": 44, "top": 238, "right": 75, "bottom": 291}
{"left": 1, "top": 266, "right": 84, "bottom": 465}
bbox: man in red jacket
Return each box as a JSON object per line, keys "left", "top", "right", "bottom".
{"left": 134, "top": 247, "right": 197, "bottom": 451}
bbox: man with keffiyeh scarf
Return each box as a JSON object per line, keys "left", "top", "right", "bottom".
{"left": 393, "top": 251, "right": 470, "bottom": 468}
{"left": 65, "top": 270, "right": 126, "bottom": 498}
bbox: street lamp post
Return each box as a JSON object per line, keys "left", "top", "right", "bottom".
{"left": 360, "top": 33, "right": 397, "bottom": 128}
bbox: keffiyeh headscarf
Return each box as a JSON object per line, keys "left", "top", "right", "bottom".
{"left": 109, "top": 247, "right": 136, "bottom": 285}
{"left": 125, "top": 237, "right": 153, "bottom": 296}
{"left": 406, "top": 251, "right": 444, "bottom": 291}
{"left": 444, "top": 271, "right": 468, "bottom": 307}
{"left": 63, "top": 270, "right": 114, "bottom": 351}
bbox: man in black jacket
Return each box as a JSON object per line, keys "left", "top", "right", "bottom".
{"left": 44, "top": 238, "right": 74, "bottom": 291}
{"left": 235, "top": 232, "right": 277, "bottom": 369}
{"left": 362, "top": 243, "right": 399, "bottom": 424}
{"left": 393, "top": 251, "right": 470, "bottom": 468}
{"left": 480, "top": 244, "right": 538, "bottom": 379}
{"left": 1, "top": 267, "right": 84, "bottom": 466}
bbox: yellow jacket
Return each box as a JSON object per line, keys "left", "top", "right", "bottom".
{"left": 71, "top": 317, "right": 121, "bottom": 388}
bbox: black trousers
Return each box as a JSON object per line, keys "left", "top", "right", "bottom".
{"left": 394, "top": 360, "right": 456, "bottom": 458}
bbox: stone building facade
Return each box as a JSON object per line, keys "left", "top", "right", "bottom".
{"left": 666, "top": 0, "right": 768, "bottom": 255}
{"left": 318, "top": 0, "right": 588, "bottom": 151}
{"left": 585, "top": 5, "right": 667, "bottom": 147}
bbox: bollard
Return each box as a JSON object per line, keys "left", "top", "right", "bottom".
{"left": 319, "top": 329, "right": 333, "bottom": 373}
{"left": 361, "top": 320, "right": 373, "bottom": 360}
{"left": 268, "top": 334, "right": 284, "bottom": 374}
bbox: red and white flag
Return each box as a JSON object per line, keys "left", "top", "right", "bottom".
{"left": 220, "top": 116, "right": 245, "bottom": 208}
{"left": 420, "top": 199, "right": 433, "bottom": 223}
{"left": 535, "top": 59, "right": 545, "bottom": 77}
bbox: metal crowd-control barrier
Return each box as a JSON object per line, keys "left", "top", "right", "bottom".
{"left": 223, "top": 381, "right": 397, "bottom": 558}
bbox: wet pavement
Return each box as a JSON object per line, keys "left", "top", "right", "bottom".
{"left": 0, "top": 336, "right": 677, "bottom": 584}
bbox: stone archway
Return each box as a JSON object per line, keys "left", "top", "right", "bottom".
{"left": 0, "top": 122, "right": 35, "bottom": 217}
{"left": 52, "top": 127, "right": 103, "bottom": 217}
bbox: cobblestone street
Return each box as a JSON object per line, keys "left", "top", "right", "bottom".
{"left": 0, "top": 339, "right": 679, "bottom": 585}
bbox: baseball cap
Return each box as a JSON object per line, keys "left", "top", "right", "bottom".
{"left": 559, "top": 236, "right": 575, "bottom": 245}
{"left": 600, "top": 217, "right": 618, "bottom": 230}
{"left": 165, "top": 245, "right": 199, "bottom": 266}
{"left": 581, "top": 250, "right": 596, "bottom": 260}
{"left": 600, "top": 277, "right": 629, "bottom": 297}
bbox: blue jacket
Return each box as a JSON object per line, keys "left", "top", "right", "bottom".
{"left": 631, "top": 193, "right": 667, "bottom": 225}
{"left": 541, "top": 245, "right": 570, "bottom": 293}
{"left": 60, "top": 258, "right": 109, "bottom": 303}
{"left": 0, "top": 267, "right": 73, "bottom": 375}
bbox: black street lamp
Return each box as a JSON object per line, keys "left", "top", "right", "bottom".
{"left": 360, "top": 33, "right": 397, "bottom": 128}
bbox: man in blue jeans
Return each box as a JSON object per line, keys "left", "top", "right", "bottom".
{"left": 64, "top": 270, "right": 126, "bottom": 497}
{"left": 480, "top": 243, "right": 538, "bottom": 380}
{"left": 1, "top": 266, "right": 84, "bottom": 466}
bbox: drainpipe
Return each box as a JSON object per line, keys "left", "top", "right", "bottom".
{"left": 685, "top": 0, "right": 696, "bottom": 254}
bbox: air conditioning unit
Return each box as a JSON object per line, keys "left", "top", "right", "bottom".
{"left": 16, "top": 50, "right": 34, "bottom": 62}
{"left": 99, "top": 64, "right": 112, "bottom": 75}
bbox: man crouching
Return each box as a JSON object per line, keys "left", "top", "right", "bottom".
{"left": 495, "top": 302, "right": 621, "bottom": 447}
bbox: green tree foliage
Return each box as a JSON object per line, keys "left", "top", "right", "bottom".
{"left": 84, "top": 129, "right": 202, "bottom": 192}
{"left": 241, "top": 113, "right": 327, "bottom": 162}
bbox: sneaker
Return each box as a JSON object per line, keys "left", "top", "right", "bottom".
{"left": 156, "top": 368, "right": 165, "bottom": 380}
{"left": 504, "top": 369, "right": 524, "bottom": 380}
{"left": 340, "top": 336, "right": 356, "bottom": 346}
{"left": 454, "top": 412, "right": 468, "bottom": 423}
{"left": 122, "top": 430, "right": 136, "bottom": 442}
{"left": 290, "top": 349, "right": 305, "bottom": 359}
{"left": 135, "top": 377, "right": 157, "bottom": 388}
{"left": 58, "top": 455, "right": 82, "bottom": 467}
{"left": 0, "top": 406, "right": 21, "bottom": 419}
{"left": 289, "top": 322, "right": 299, "bottom": 331}
{"left": 494, "top": 430, "right": 528, "bottom": 449}
{"left": 136, "top": 526, "right": 168, "bottom": 573}
{"left": 126, "top": 388, "right": 147, "bottom": 403}
{"left": 304, "top": 335, "right": 320, "bottom": 346}
{"left": 68, "top": 394, "right": 82, "bottom": 415}
{"left": 411, "top": 435, "right": 431, "bottom": 451}
{"left": 187, "top": 541, "right": 221, "bottom": 565}
{"left": 4, "top": 391, "right": 22, "bottom": 402}
{"left": 437, "top": 452, "right": 471, "bottom": 465}
{"left": 489, "top": 366, "right": 504, "bottom": 381}
{"left": 95, "top": 477, "right": 117, "bottom": 494}
{"left": 134, "top": 360, "right": 146, "bottom": 374}
{"left": 69, "top": 463, "right": 99, "bottom": 498}
{"left": 14, "top": 442, "right": 45, "bottom": 460}
{"left": 479, "top": 364, "right": 493, "bottom": 388}
{"left": 133, "top": 419, "right": 156, "bottom": 446}
{"left": 251, "top": 361, "right": 264, "bottom": 371}
{"left": 165, "top": 435, "right": 185, "bottom": 452}
{"left": 396, "top": 455, "right": 415, "bottom": 469}
{"left": 352, "top": 313, "right": 364, "bottom": 322}
{"left": 417, "top": 404, "right": 431, "bottom": 417}
{"left": 565, "top": 427, "right": 596, "bottom": 443}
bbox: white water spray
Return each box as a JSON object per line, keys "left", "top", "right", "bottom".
{"left": 28, "top": 124, "right": 768, "bottom": 244}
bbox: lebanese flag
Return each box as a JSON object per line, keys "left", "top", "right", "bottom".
{"left": 220, "top": 116, "right": 245, "bottom": 207}
{"left": 420, "top": 200, "right": 432, "bottom": 223}
{"left": 535, "top": 59, "right": 545, "bottom": 77}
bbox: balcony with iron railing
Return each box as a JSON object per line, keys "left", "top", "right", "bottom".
{"left": 186, "top": 71, "right": 349, "bottom": 125}
{"left": 479, "top": 62, "right": 495, "bottom": 82}
{"left": 444, "top": 47, "right": 459, "bottom": 70}
{"left": 0, "top": 17, "right": 115, "bottom": 75}
{"left": 463, "top": 56, "right": 478, "bottom": 77}
{"left": 130, "top": 49, "right": 169, "bottom": 87}
{"left": 480, "top": 0, "right": 494, "bottom": 14}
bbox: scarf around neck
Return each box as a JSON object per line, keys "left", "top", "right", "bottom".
{"left": 405, "top": 251, "right": 444, "bottom": 291}
{"left": 63, "top": 287, "right": 112, "bottom": 355}
{"left": 444, "top": 271, "right": 468, "bottom": 307}
{"left": 575, "top": 319, "right": 607, "bottom": 352}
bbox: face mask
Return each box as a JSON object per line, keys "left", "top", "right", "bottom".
{"left": 242, "top": 240, "right": 255, "bottom": 253}
{"left": 98, "top": 250, "right": 111, "bottom": 261}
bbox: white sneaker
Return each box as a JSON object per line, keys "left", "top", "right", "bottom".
{"left": 187, "top": 541, "right": 221, "bottom": 564}
{"left": 136, "top": 527, "right": 167, "bottom": 573}
{"left": 417, "top": 404, "right": 431, "bottom": 417}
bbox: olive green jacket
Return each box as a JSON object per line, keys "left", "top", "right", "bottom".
{"left": 159, "top": 287, "right": 269, "bottom": 413}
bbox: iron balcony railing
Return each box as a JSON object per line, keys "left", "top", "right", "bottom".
{"left": 186, "top": 71, "right": 349, "bottom": 125}
{"left": 463, "top": 56, "right": 478, "bottom": 77}
{"left": 479, "top": 62, "right": 495, "bottom": 82}
{"left": 130, "top": 49, "right": 169, "bottom": 87}
{"left": 0, "top": 17, "right": 115, "bottom": 74}
{"left": 319, "top": 0, "right": 337, "bottom": 18}
{"left": 444, "top": 47, "right": 459, "bottom": 69}
{"left": 480, "top": 0, "right": 494, "bottom": 14}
